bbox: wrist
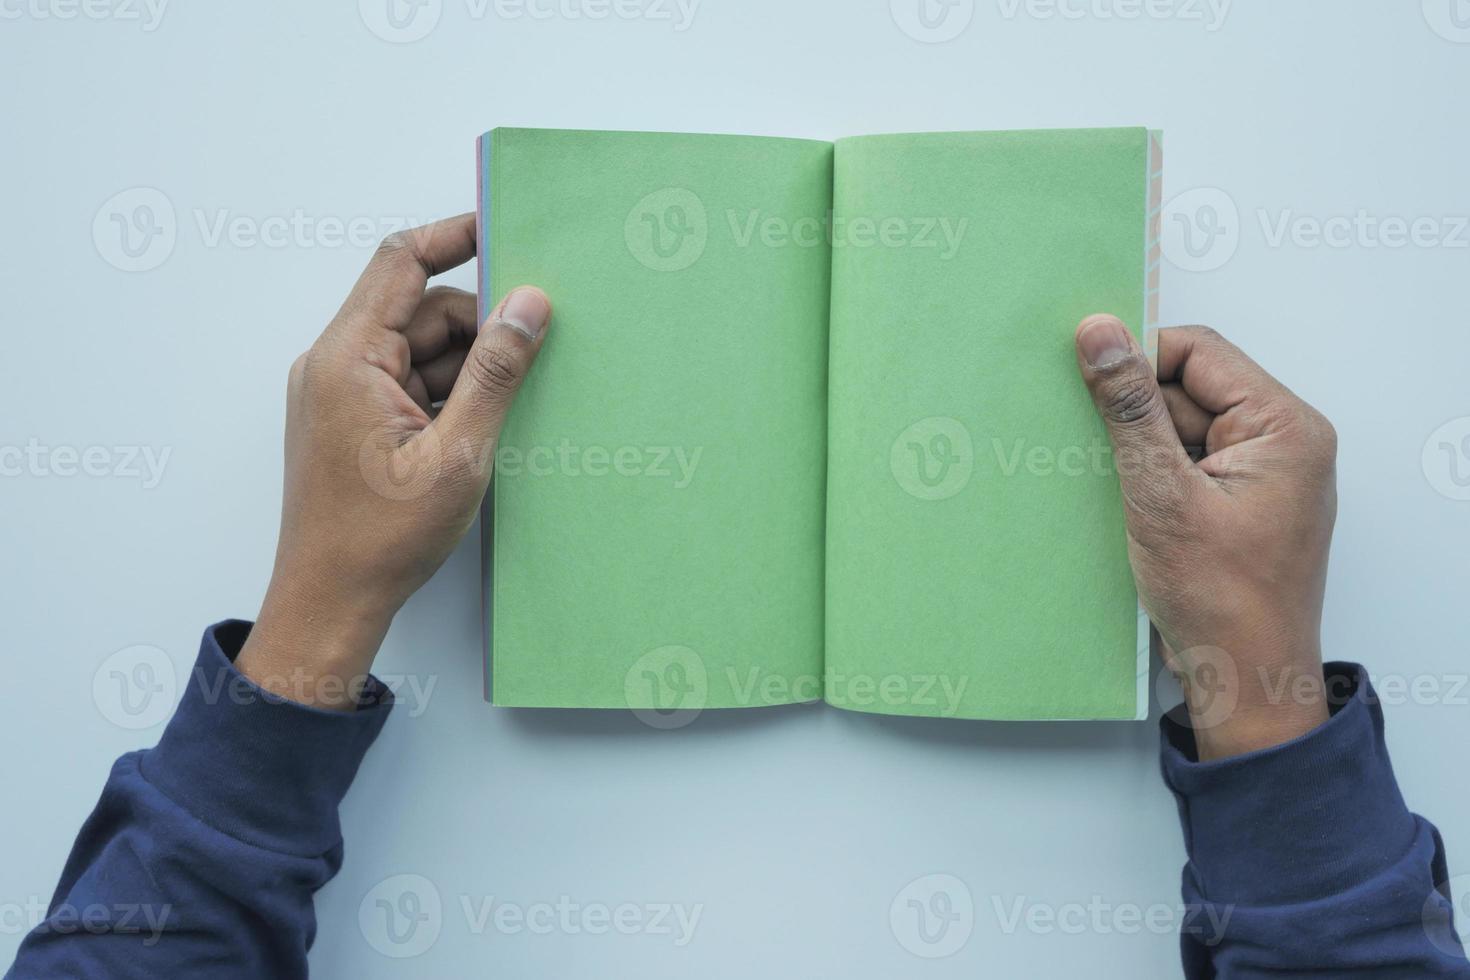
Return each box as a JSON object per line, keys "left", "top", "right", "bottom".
{"left": 1160, "top": 664, "right": 1419, "bottom": 909}
{"left": 1182, "top": 651, "right": 1330, "bottom": 761}
{"left": 1190, "top": 697, "right": 1330, "bottom": 761}
{"left": 236, "top": 571, "right": 397, "bottom": 711}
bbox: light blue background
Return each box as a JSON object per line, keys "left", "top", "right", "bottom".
{"left": 3, "top": 1, "right": 1468, "bottom": 976}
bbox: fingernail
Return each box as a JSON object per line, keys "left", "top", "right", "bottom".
{"left": 1077, "top": 315, "right": 1133, "bottom": 369}
{"left": 491, "top": 288, "right": 549, "bottom": 341}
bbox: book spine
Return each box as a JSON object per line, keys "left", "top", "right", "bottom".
{"left": 1145, "top": 130, "right": 1164, "bottom": 367}
{"left": 476, "top": 132, "right": 495, "bottom": 704}
{"left": 1136, "top": 129, "right": 1165, "bottom": 720}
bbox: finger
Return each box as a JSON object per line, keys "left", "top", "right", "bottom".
{"left": 414, "top": 347, "right": 469, "bottom": 405}
{"left": 1156, "top": 325, "right": 1281, "bottom": 416}
{"left": 334, "top": 214, "right": 478, "bottom": 340}
{"left": 1074, "top": 314, "right": 1194, "bottom": 512}
{"left": 402, "top": 286, "right": 479, "bottom": 362}
{"left": 1160, "top": 383, "right": 1214, "bottom": 450}
{"left": 342, "top": 286, "right": 477, "bottom": 398}
{"left": 403, "top": 370, "right": 433, "bottom": 415}
{"left": 1158, "top": 325, "right": 1306, "bottom": 455}
{"left": 429, "top": 286, "right": 552, "bottom": 479}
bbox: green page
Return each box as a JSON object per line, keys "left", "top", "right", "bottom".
{"left": 479, "top": 126, "right": 1156, "bottom": 719}
{"left": 825, "top": 129, "right": 1151, "bottom": 720}
{"left": 480, "top": 128, "right": 832, "bottom": 709}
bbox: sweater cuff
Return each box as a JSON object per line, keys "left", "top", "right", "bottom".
{"left": 141, "top": 620, "right": 393, "bottom": 856}
{"left": 1160, "top": 661, "right": 1418, "bottom": 906}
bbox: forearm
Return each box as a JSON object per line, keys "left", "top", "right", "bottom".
{"left": 1165, "top": 662, "right": 1469, "bottom": 978}
{"left": 7, "top": 221, "right": 539, "bottom": 978}
{"left": 5, "top": 622, "right": 392, "bottom": 979}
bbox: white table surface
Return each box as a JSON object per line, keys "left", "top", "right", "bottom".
{"left": 3, "top": 1, "right": 1468, "bottom": 975}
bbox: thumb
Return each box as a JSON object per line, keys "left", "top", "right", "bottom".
{"left": 1074, "top": 313, "right": 1191, "bottom": 511}
{"left": 432, "top": 286, "right": 551, "bottom": 479}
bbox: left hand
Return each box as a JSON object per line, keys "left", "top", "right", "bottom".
{"left": 235, "top": 214, "right": 552, "bottom": 709}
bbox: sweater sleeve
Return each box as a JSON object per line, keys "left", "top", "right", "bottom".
{"left": 1162, "top": 661, "right": 1470, "bottom": 978}
{"left": 5, "top": 620, "right": 393, "bottom": 980}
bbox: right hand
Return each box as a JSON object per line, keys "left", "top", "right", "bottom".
{"left": 1073, "top": 316, "right": 1339, "bottom": 760}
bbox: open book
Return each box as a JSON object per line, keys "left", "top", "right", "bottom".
{"left": 476, "top": 126, "right": 1161, "bottom": 720}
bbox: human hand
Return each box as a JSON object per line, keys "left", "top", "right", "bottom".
{"left": 1074, "top": 317, "right": 1337, "bottom": 760}
{"left": 235, "top": 214, "right": 552, "bottom": 709}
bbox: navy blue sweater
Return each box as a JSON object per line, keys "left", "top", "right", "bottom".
{"left": 7, "top": 622, "right": 1468, "bottom": 977}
